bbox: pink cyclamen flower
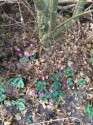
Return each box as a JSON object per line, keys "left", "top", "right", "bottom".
{"left": 45, "top": 75, "right": 48, "bottom": 79}
{"left": 18, "top": 53, "right": 22, "bottom": 57}
{"left": 16, "top": 48, "right": 21, "bottom": 52}
{"left": 39, "top": 93, "right": 44, "bottom": 97}
{"left": 30, "top": 90, "right": 35, "bottom": 95}
{"left": 30, "top": 44, "right": 34, "bottom": 47}
{"left": 49, "top": 89, "right": 53, "bottom": 93}
{"left": 64, "top": 84, "right": 68, "bottom": 89}
{"left": 49, "top": 99, "right": 53, "bottom": 104}
{"left": 25, "top": 53, "right": 30, "bottom": 58}
{"left": 38, "top": 70, "right": 43, "bottom": 75}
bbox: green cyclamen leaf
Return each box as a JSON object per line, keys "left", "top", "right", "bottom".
{"left": 52, "top": 90, "right": 58, "bottom": 97}
{"left": 67, "top": 78, "right": 74, "bottom": 86}
{"left": 12, "top": 98, "right": 26, "bottom": 111}
{"left": 76, "top": 78, "right": 86, "bottom": 86}
{"left": 16, "top": 98, "right": 25, "bottom": 103}
{"left": 45, "top": 91, "right": 51, "bottom": 99}
{"left": 0, "top": 83, "right": 5, "bottom": 94}
{"left": 58, "top": 90, "right": 65, "bottom": 97}
{"left": 64, "top": 67, "right": 74, "bottom": 77}
{"left": 30, "top": 56, "right": 35, "bottom": 61}
{"left": 29, "top": 53, "right": 37, "bottom": 61}
{"left": 11, "top": 100, "right": 16, "bottom": 106}
{"left": 36, "top": 81, "right": 46, "bottom": 85}
{"left": 35, "top": 81, "right": 47, "bottom": 92}
{"left": 50, "top": 81, "right": 61, "bottom": 90}
{"left": 90, "top": 49, "right": 93, "bottom": 56}
{"left": 8, "top": 77, "right": 24, "bottom": 89}
{"left": 50, "top": 73, "right": 59, "bottom": 82}
{"left": 18, "top": 102, "right": 26, "bottom": 111}
{"left": 88, "top": 57, "right": 93, "bottom": 64}
{"left": 0, "top": 94, "right": 6, "bottom": 102}
{"left": 17, "top": 78, "right": 24, "bottom": 88}
{"left": 85, "top": 103, "right": 93, "bottom": 119}
{"left": 19, "top": 57, "right": 29, "bottom": 63}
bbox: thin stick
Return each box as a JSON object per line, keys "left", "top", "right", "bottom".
{"left": 30, "top": 117, "right": 83, "bottom": 125}
{"left": 22, "top": 0, "right": 35, "bottom": 19}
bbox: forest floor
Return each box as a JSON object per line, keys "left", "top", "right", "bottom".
{"left": 0, "top": 2, "right": 93, "bottom": 125}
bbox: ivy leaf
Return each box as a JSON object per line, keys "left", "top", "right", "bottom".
{"left": 0, "top": 94, "right": 6, "bottom": 102}
{"left": 76, "top": 78, "right": 86, "bottom": 86}
{"left": 8, "top": 77, "right": 24, "bottom": 89}
{"left": 19, "top": 57, "right": 29, "bottom": 63}
{"left": 67, "top": 78, "right": 74, "bottom": 86}
{"left": 64, "top": 67, "right": 74, "bottom": 77}
{"left": 50, "top": 73, "right": 59, "bottom": 82}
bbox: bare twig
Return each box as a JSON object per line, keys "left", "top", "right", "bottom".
{"left": 58, "top": 4, "right": 76, "bottom": 11}
{"left": 0, "top": 22, "right": 22, "bottom": 27}
{"left": 22, "top": 0, "right": 35, "bottom": 19}
{"left": 30, "top": 117, "right": 83, "bottom": 125}
{"left": 17, "top": 0, "right": 25, "bottom": 25}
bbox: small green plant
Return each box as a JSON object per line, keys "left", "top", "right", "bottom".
{"left": 11, "top": 98, "right": 26, "bottom": 111}
{"left": 0, "top": 83, "right": 6, "bottom": 102}
{"left": 39, "top": 91, "right": 51, "bottom": 101}
{"left": 26, "top": 115, "right": 33, "bottom": 124}
{"left": 29, "top": 54, "right": 37, "bottom": 61}
{"left": 85, "top": 103, "right": 93, "bottom": 119}
{"left": 35, "top": 80, "right": 47, "bottom": 94}
{"left": 0, "top": 94, "right": 6, "bottom": 103}
{"left": 88, "top": 49, "right": 93, "bottom": 64}
{"left": 19, "top": 57, "right": 29, "bottom": 63}
{"left": 76, "top": 78, "right": 86, "bottom": 86}
{"left": 35, "top": 73, "right": 65, "bottom": 103}
{"left": 8, "top": 77, "right": 24, "bottom": 89}
{"left": 0, "top": 83, "right": 5, "bottom": 94}
{"left": 19, "top": 54, "right": 37, "bottom": 63}
{"left": 88, "top": 57, "right": 93, "bottom": 64}
{"left": 50, "top": 73, "right": 59, "bottom": 82}
{"left": 90, "top": 49, "right": 93, "bottom": 56}
{"left": 67, "top": 78, "right": 74, "bottom": 87}
{"left": 64, "top": 67, "right": 74, "bottom": 77}
{"left": 50, "top": 81, "right": 61, "bottom": 90}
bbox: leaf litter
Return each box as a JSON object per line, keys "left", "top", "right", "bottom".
{"left": 0, "top": 2, "right": 93, "bottom": 125}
